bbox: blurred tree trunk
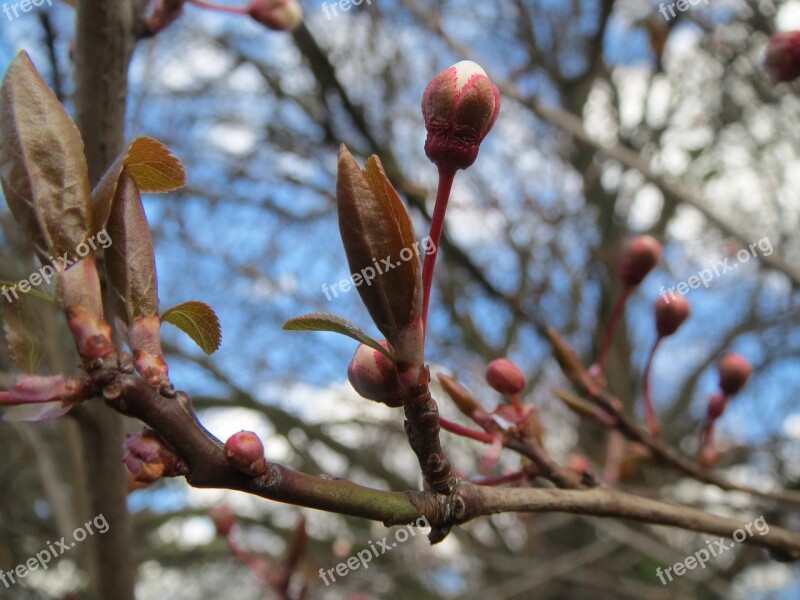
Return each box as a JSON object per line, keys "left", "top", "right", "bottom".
{"left": 73, "top": 1, "right": 138, "bottom": 598}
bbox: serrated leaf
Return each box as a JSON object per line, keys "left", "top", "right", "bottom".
{"left": 1, "top": 294, "right": 44, "bottom": 373}
{"left": 92, "top": 136, "right": 186, "bottom": 232}
{"left": 161, "top": 301, "right": 221, "bottom": 355}
{"left": 336, "top": 146, "right": 421, "bottom": 343}
{"left": 105, "top": 168, "right": 159, "bottom": 325}
{"left": 0, "top": 51, "right": 92, "bottom": 263}
{"left": 282, "top": 313, "right": 395, "bottom": 361}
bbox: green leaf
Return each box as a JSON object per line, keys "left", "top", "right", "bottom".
{"left": 282, "top": 312, "right": 395, "bottom": 361}
{"left": 1, "top": 294, "right": 44, "bottom": 373}
{"left": 92, "top": 136, "right": 187, "bottom": 232}
{"left": 336, "top": 146, "right": 421, "bottom": 344}
{"left": 105, "top": 168, "right": 159, "bottom": 325}
{"left": 161, "top": 301, "right": 221, "bottom": 355}
{"left": 0, "top": 51, "right": 93, "bottom": 263}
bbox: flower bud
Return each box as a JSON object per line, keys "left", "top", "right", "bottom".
{"left": 485, "top": 358, "right": 525, "bottom": 395}
{"left": 717, "top": 353, "right": 752, "bottom": 396}
{"left": 654, "top": 294, "right": 690, "bottom": 337}
{"left": 347, "top": 341, "right": 401, "bottom": 407}
{"left": 618, "top": 235, "right": 662, "bottom": 286}
{"left": 421, "top": 60, "right": 500, "bottom": 170}
{"left": 123, "top": 429, "right": 186, "bottom": 484}
{"left": 247, "top": 0, "right": 303, "bottom": 32}
{"left": 0, "top": 375, "right": 87, "bottom": 422}
{"left": 764, "top": 31, "right": 800, "bottom": 83}
{"left": 224, "top": 431, "right": 268, "bottom": 476}
{"left": 706, "top": 391, "right": 727, "bottom": 420}
{"left": 208, "top": 506, "right": 236, "bottom": 537}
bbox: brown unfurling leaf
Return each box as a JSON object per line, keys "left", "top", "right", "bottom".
{"left": 0, "top": 51, "right": 92, "bottom": 262}
{"left": 282, "top": 312, "right": 395, "bottom": 360}
{"left": 1, "top": 294, "right": 44, "bottom": 374}
{"left": 336, "top": 146, "right": 421, "bottom": 344}
{"left": 105, "top": 168, "right": 159, "bottom": 325}
{"left": 92, "top": 136, "right": 186, "bottom": 232}
{"left": 161, "top": 301, "right": 221, "bottom": 355}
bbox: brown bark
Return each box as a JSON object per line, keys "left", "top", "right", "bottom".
{"left": 73, "top": 1, "right": 139, "bottom": 598}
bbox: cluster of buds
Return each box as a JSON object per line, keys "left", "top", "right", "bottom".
{"left": 224, "top": 430, "right": 268, "bottom": 476}
{"left": 764, "top": 30, "right": 800, "bottom": 83}
{"left": 697, "top": 353, "right": 752, "bottom": 466}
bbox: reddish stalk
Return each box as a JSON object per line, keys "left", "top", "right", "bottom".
{"left": 188, "top": 0, "right": 248, "bottom": 14}
{"left": 641, "top": 337, "right": 662, "bottom": 436}
{"left": 439, "top": 416, "right": 497, "bottom": 444}
{"left": 471, "top": 470, "right": 526, "bottom": 486}
{"left": 592, "top": 285, "right": 632, "bottom": 374}
{"left": 421, "top": 165, "right": 457, "bottom": 331}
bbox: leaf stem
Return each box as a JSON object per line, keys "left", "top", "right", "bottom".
{"left": 439, "top": 416, "right": 497, "bottom": 444}
{"left": 641, "top": 337, "right": 661, "bottom": 436}
{"left": 187, "top": 0, "right": 248, "bottom": 14}
{"left": 591, "top": 285, "right": 631, "bottom": 374}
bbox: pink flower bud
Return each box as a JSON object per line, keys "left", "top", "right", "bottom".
{"left": 764, "top": 31, "right": 800, "bottom": 83}
{"left": 347, "top": 341, "right": 402, "bottom": 407}
{"left": 123, "top": 429, "right": 186, "bottom": 484}
{"left": 208, "top": 506, "right": 236, "bottom": 537}
{"left": 247, "top": 0, "right": 303, "bottom": 32}
{"left": 421, "top": 60, "right": 500, "bottom": 170}
{"left": 706, "top": 391, "right": 727, "bottom": 420}
{"left": 0, "top": 375, "right": 87, "bottom": 421}
{"left": 717, "top": 353, "right": 752, "bottom": 396}
{"left": 224, "top": 430, "right": 268, "bottom": 476}
{"left": 618, "top": 235, "right": 662, "bottom": 286}
{"left": 485, "top": 358, "right": 525, "bottom": 395}
{"left": 654, "top": 294, "right": 690, "bottom": 337}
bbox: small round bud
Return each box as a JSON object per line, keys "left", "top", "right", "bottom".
{"left": 224, "top": 431, "right": 268, "bottom": 476}
{"left": 717, "top": 353, "right": 752, "bottom": 396}
{"left": 764, "top": 31, "right": 800, "bottom": 83}
{"left": 247, "top": 0, "right": 303, "bottom": 32}
{"left": 618, "top": 235, "right": 662, "bottom": 286}
{"left": 421, "top": 60, "right": 500, "bottom": 170}
{"left": 208, "top": 506, "right": 236, "bottom": 537}
{"left": 706, "top": 391, "right": 727, "bottom": 420}
{"left": 347, "top": 342, "right": 401, "bottom": 407}
{"left": 485, "top": 358, "right": 525, "bottom": 395}
{"left": 654, "top": 294, "right": 690, "bottom": 337}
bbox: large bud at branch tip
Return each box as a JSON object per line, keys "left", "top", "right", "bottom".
{"left": 247, "top": 0, "right": 303, "bottom": 32}
{"left": 485, "top": 358, "right": 525, "bottom": 395}
{"left": 422, "top": 60, "right": 500, "bottom": 170}
{"left": 225, "top": 430, "right": 268, "bottom": 476}
{"left": 654, "top": 294, "right": 690, "bottom": 337}
{"left": 618, "top": 235, "right": 662, "bottom": 287}
{"left": 717, "top": 353, "right": 752, "bottom": 396}
{"left": 347, "top": 341, "right": 402, "bottom": 407}
{"left": 764, "top": 31, "right": 800, "bottom": 83}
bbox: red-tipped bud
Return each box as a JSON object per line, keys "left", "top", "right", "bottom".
{"left": 208, "top": 506, "right": 236, "bottom": 537}
{"left": 225, "top": 431, "right": 268, "bottom": 476}
{"left": 717, "top": 353, "right": 752, "bottom": 396}
{"left": 0, "top": 375, "right": 87, "bottom": 422}
{"left": 485, "top": 358, "right": 525, "bottom": 395}
{"left": 421, "top": 60, "right": 500, "bottom": 170}
{"left": 123, "top": 429, "right": 186, "bottom": 484}
{"left": 706, "top": 391, "right": 727, "bottom": 420}
{"left": 618, "top": 235, "right": 662, "bottom": 286}
{"left": 347, "top": 342, "right": 402, "bottom": 407}
{"left": 764, "top": 31, "right": 800, "bottom": 83}
{"left": 247, "top": 0, "right": 303, "bottom": 31}
{"left": 654, "top": 294, "right": 690, "bottom": 337}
